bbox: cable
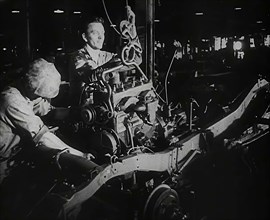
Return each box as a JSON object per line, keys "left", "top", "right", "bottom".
{"left": 102, "top": 0, "right": 122, "bottom": 36}
{"left": 140, "top": 146, "right": 155, "bottom": 154}
{"left": 152, "top": 86, "right": 166, "bottom": 103}
{"left": 165, "top": 50, "right": 177, "bottom": 105}
{"left": 127, "top": 146, "right": 141, "bottom": 155}
{"left": 26, "top": 181, "right": 58, "bottom": 219}
{"left": 78, "top": 84, "right": 86, "bottom": 106}
{"left": 127, "top": 146, "right": 154, "bottom": 155}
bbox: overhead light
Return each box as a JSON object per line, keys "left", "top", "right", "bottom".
{"left": 265, "top": 35, "right": 270, "bottom": 47}
{"left": 239, "top": 36, "right": 244, "bottom": 40}
{"left": 214, "top": 36, "right": 221, "bottom": 51}
{"left": 261, "top": 28, "right": 266, "bottom": 31}
{"left": 233, "top": 41, "right": 242, "bottom": 50}
{"left": 154, "top": 19, "right": 160, "bottom": 23}
{"left": 221, "top": 37, "right": 228, "bottom": 49}
{"left": 3, "top": 47, "right": 7, "bottom": 51}
{"left": 250, "top": 38, "right": 255, "bottom": 48}
{"left": 256, "top": 21, "right": 263, "bottom": 24}
{"left": 195, "top": 12, "right": 203, "bottom": 16}
{"left": 234, "top": 7, "right": 242, "bottom": 11}
{"left": 73, "top": 11, "right": 81, "bottom": 14}
{"left": 57, "top": 47, "right": 63, "bottom": 51}
{"left": 54, "top": 9, "right": 64, "bottom": 14}
{"left": 11, "top": 10, "right": 20, "bottom": 14}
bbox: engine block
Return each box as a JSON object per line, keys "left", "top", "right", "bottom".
{"left": 79, "top": 68, "right": 159, "bottom": 158}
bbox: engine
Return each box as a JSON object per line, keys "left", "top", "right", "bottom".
{"left": 80, "top": 66, "right": 158, "bottom": 154}
{"left": 69, "top": 62, "right": 186, "bottom": 161}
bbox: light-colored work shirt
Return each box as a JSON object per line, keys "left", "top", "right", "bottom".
{"left": 0, "top": 85, "right": 51, "bottom": 183}
{"left": 69, "top": 40, "right": 142, "bottom": 106}
{"left": 68, "top": 45, "right": 115, "bottom": 106}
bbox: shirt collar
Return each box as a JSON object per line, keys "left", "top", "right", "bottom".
{"left": 85, "top": 44, "right": 100, "bottom": 64}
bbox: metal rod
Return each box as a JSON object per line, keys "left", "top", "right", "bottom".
{"left": 146, "top": 0, "right": 155, "bottom": 81}
{"left": 26, "top": 0, "right": 31, "bottom": 60}
{"left": 189, "top": 99, "right": 193, "bottom": 130}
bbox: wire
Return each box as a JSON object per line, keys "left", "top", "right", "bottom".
{"left": 127, "top": 146, "right": 141, "bottom": 155}
{"left": 26, "top": 181, "right": 58, "bottom": 219}
{"left": 152, "top": 86, "right": 166, "bottom": 103}
{"left": 127, "top": 146, "right": 155, "bottom": 155}
{"left": 79, "top": 83, "right": 87, "bottom": 106}
{"left": 165, "top": 50, "right": 177, "bottom": 105}
{"left": 140, "top": 146, "right": 155, "bottom": 154}
{"left": 102, "top": 0, "right": 122, "bottom": 36}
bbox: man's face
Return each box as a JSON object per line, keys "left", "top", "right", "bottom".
{"left": 84, "top": 22, "right": 105, "bottom": 50}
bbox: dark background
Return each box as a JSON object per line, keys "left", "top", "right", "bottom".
{"left": 0, "top": 0, "right": 269, "bottom": 66}
{"left": 0, "top": 1, "right": 270, "bottom": 219}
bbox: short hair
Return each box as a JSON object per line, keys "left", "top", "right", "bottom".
{"left": 24, "top": 58, "right": 61, "bottom": 99}
{"left": 81, "top": 17, "right": 104, "bottom": 34}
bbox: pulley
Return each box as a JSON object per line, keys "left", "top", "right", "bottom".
{"left": 81, "top": 102, "right": 113, "bottom": 125}
{"left": 81, "top": 105, "right": 96, "bottom": 125}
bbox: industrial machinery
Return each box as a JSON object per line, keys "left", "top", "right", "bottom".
{"left": 38, "top": 51, "right": 269, "bottom": 220}
{"left": 8, "top": 3, "right": 270, "bottom": 220}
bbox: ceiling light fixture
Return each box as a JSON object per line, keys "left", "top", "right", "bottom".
{"left": 256, "top": 21, "right": 263, "bottom": 24}
{"left": 195, "top": 12, "right": 203, "bottom": 16}
{"left": 73, "top": 11, "right": 81, "bottom": 14}
{"left": 202, "top": 39, "right": 209, "bottom": 42}
{"left": 11, "top": 10, "right": 20, "bottom": 13}
{"left": 54, "top": 9, "right": 64, "bottom": 14}
{"left": 234, "top": 7, "right": 242, "bottom": 11}
{"left": 233, "top": 41, "right": 242, "bottom": 50}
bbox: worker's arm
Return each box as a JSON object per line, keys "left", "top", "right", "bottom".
{"left": 6, "top": 98, "right": 92, "bottom": 159}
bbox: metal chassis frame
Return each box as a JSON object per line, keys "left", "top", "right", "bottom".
{"left": 62, "top": 79, "right": 269, "bottom": 213}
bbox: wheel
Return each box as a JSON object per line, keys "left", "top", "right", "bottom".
{"left": 143, "top": 184, "right": 188, "bottom": 220}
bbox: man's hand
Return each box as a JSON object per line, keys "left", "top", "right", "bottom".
{"left": 120, "top": 6, "right": 137, "bottom": 40}
{"left": 126, "top": 6, "right": 135, "bottom": 25}
{"left": 86, "top": 60, "right": 98, "bottom": 69}
{"left": 127, "top": 6, "right": 137, "bottom": 39}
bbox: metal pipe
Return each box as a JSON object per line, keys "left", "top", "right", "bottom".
{"left": 146, "top": 0, "right": 155, "bottom": 81}
{"left": 189, "top": 99, "right": 193, "bottom": 130}
{"left": 25, "top": 0, "right": 31, "bottom": 60}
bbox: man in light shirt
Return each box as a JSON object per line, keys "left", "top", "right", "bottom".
{"left": 69, "top": 6, "right": 142, "bottom": 106}
{"left": 0, "top": 58, "right": 94, "bottom": 185}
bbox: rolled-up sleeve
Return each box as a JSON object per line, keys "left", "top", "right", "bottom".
{"left": 6, "top": 99, "right": 49, "bottom": 145}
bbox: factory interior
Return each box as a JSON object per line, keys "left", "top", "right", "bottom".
{"left": 0, "top": 0, "right": 270, "bottom": 220}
